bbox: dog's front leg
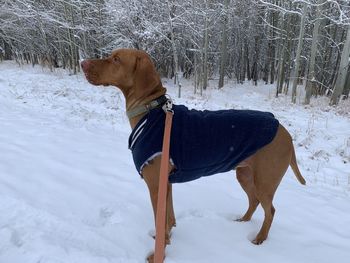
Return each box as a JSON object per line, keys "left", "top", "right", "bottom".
{"left": 168, "top": 183, "right": 176, "bottom": 230}
{"left": 142, "top": 156, "right": 175, "bottom": 262}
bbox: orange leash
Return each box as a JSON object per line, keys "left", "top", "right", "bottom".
{"left": 154, "top": 107, "right": 173, "bottom": 263}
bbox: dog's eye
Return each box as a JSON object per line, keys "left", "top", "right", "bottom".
{"left": 113, "top": 56, "right": 120, "bottom": 64}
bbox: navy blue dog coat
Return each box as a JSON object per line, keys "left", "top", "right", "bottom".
{"left": 129, "top": 104, "right": 279, "bottom": 183}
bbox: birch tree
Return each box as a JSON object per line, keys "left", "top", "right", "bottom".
{"left": 344, "top": 69, "right": 350, "bottom": 97}
{"left": 1, "top": 0, "right": 350, "bottom": 106}
{"left": 291, "top": 3, "right": 307, "bottom": 103}
{"left": 166, "top": 0, "right": 181, "bottom": 97}
{"left": 202, "top": 0, "right": 210, "bottom": 90}
{"left": 330, "top": 24, "right": 350, "bottom": 105}
{"left": 218, "top": 0, "right": 229, "bottom": 89}
{"left": 304, "top": 0, "right": 325, "bottom": 104}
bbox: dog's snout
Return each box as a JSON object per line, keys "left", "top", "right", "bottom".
{"left": 81, "top": 60, "right": 90, "bottom": 72}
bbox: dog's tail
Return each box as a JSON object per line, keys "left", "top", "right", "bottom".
{"left": 290, "top": 145, "right": 306, "bottom": 185}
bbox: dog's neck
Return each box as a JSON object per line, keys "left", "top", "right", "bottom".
{"left": 125, "top": 84, "right": 166, "bottom": 129}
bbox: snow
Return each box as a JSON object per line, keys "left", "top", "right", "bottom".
{"left": 0, "top": 61, "right": 350, "bottom": 263}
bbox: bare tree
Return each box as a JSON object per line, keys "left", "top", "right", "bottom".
{"left": 291, "top": 3, "right": 307, "bottom": 103}
{"left": 218, "top": 0, "right": 229, "bottom": 89}
{"left": 202, "top": 0, "right": 210, "bottom": 90}
{"left": 1, "top": 0, "right": 349, "bottom": 106}
{"left": 330, "top": 24, "right": 350, "bottom": 105}
{"left": 304, "top": 0, "right": 325, "bottom": 104}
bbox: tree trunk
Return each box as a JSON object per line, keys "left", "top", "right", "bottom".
{"left": 270, "top": 9, "right": 277, "bottom": 84}
{"left": 291, "top": 3, "right": 307, "bottom": 103}
{"left": 245, "top": 42, "right": 251, "bottom": 81}
{"left": 304, "top": 0, "right": 324, "bottom": 104}
{"left": 252, "top": 36, "right": 259, "bottom": 86}
{"left": 202, "top": 0, "right": 209, "bottom": 90}
{"left": 166, "top": 0, "right": 181, "bottom": 97}
{"left": 218, "top": 0, "right": 229, "bottom": 89}
{"left": 343, "top": 68, "right": 350, "bottom": 97}
{"left": 3, "top": 41, "right": 12, "bottom": 60}
{"left": 328, "top": 27, "right": 344, "bottom": 91}
{"left": 330, "top": 25, "right": 350, "bottom": 105}
{"left": 276, "top": 10, "right": 291, "bottom": 96}
{"left": 283, "top": 4, "right": 294, "bottom": 95}
{"left": 194, "top": 53, "right": 198, "bottom": 94}
{"left": 80, "top": 7, "right": 89, "bottom": 58}
{"left": 64, "top": 2, "right": 76, "bottom": 73}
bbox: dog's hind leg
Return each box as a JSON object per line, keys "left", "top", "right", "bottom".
{"left": 251, "top": 165, "right": 284, "bottom": 244}
{"left": 235, "top": 166, "right": 259, "bottom": 222}
{"left": 251, "top": 125, "right": 292, "bottom": 244}
{"left": 252, "top": 189, "right": 276, "bottom": 245}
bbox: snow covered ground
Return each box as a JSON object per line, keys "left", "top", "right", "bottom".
{"left": 0, "top": 61, "right": 350, "bottom": 263}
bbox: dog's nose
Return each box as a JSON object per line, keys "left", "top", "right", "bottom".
{"left": 81, "top": 60, "right": 90, "bottom": 72}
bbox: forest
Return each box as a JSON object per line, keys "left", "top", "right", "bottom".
{"left": 1, "top": 0, "right": 350, "bottom": 105}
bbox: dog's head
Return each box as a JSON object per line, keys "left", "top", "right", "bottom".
{"left": 81, "top": 49, "right": 165, "bottom": 104}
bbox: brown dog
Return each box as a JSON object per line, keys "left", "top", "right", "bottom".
{"left": 81, "top": 48, "right": 306, "bottom": 262}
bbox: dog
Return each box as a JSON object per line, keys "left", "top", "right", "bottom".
{"left": 81, "top": 48, "right": 306, "bottom": 262}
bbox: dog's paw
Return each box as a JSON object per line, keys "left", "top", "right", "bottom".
{"left": 147, "top": 252, "right": 166, "bottom": 263}
{"left": 252, "top": 235, "right": 266, "bottom": 245}
{"left": 234, "top": 216, "right": 251, "bottom": 222}
{"left": 146, "top": 252, "right": 154, "bottom": 263}
{"left": 252, "top": 239, "right": 264, "bottom": 245}
{"left": 148, "top": 230, "right": 171, "bottom": 244}
{"left": 151, "top": 235, "right": 171, "bottom": 245}
{"left": 148, "top": 229, "right": 156, "bottom": 239}
{"left": 170, "top": 219, "right": 176, "bottom": 228}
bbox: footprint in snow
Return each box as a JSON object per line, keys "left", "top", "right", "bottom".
{"left": 99, "top": 207, "right": 123, "bottom": 226}
{"left": 10, "top": 229, "right": 24, "bottom": 247}
{"left": 0, "top": 227, "right": 24, "bottom": 248}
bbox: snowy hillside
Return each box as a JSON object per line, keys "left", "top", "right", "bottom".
{"left": 0, "top": 62, "right": 350, "bottom": 263}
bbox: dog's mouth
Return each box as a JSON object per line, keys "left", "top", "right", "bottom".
{"left": 84, "top": 72, "right": 101, "bottom": 86}
{"left": 85, "top": 75, "right": 110, "bottom": 86}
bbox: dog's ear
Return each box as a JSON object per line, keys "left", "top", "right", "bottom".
{"left": 134, "top": 54, "right": 161, "bottom": 98}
